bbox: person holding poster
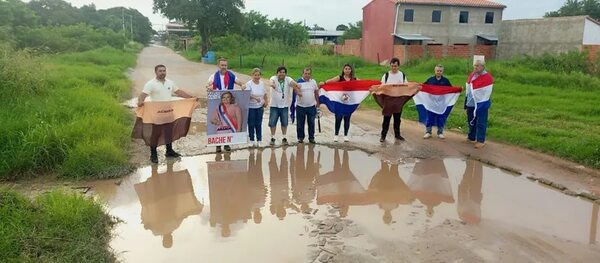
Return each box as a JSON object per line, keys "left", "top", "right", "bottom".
{"left": 206, "top": 90, "right": 250, "bottom": 151}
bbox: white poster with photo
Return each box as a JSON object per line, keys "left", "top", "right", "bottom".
{"left": 207, "top": 90, "right": 250, "bottom": 146}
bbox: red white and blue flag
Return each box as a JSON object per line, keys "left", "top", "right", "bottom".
{"left": 413, "top": 84, "right": 462, "bottom": 127}
{"left": 467, "top": 72, "right": 493, "bottom": 117}
{"left": 319, "top": 80, "right": 381, "bottom": 116}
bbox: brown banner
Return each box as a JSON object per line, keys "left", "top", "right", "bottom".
{"left": 132, "top": 98, "right": 199, "bottom": 147}
{"left": 371, "top": 83, "right": 420, "bottom": 116}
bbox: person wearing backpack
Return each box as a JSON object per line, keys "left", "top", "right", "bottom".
{"left": 379, "top": 58, "right": 407, "bottom": 142}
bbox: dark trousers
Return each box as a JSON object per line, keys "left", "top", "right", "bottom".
{"left": 296, "top": 106, "right": 317, "bottom": 140}
{"left": 381, "top": 112, "right": 402, "bottom": 138}
{"left": 466, "top": 107, "right": 488, "bottom": 143}
{"left": 149, "top": 123, "right": 174, "bottom": 155}
{"left": 334, "top": 114, "right": 351, "bottom": 136}
{"left": 248, "top": 107, "right": 264, "bottom": 141}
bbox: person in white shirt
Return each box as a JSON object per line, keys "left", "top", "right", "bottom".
{"left": 268, "top": 66, "right": 301, "bottom": 146}
{"left": 379, "top": 58, "right": 407, "bottom": 142}
{"left": 294, "top": 68, "right": 320, "bottom": 144}
{"left": 205, "top": 58, "right": 245, "bottom": 91}
{"left": 137, "top": 64, "right": 195, "bottom": 164}
{"left": 245, "top": 68, "right": 269, "bottom": 147}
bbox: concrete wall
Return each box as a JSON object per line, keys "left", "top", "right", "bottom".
{"left": 584, "top": 18, "right": 600, "bottom": 45}
{"left": 497, "top": 16, "right": 586, "bottom": 59}
{"left": 395, "top": 4, "right": 503, "bottom": 45}
{"left": 335, "top": 39, "right": 362, "bottom": 57}
{"left": 362, "top": 0, "right": 397, "bottom": 63}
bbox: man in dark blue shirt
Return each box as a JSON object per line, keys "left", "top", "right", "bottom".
{"left": 423, "top": 64, "right": 452, "bottom": 139}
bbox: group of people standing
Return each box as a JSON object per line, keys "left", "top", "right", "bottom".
{"left": 138, "top": 57, "right": 493, "bottom": 163}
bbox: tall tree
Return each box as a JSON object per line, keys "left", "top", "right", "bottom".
{"left": 241, "top": 10, "right": 270, "bottom": 41}
{"left": 153, "top": 0, "right": 244, "bottom": 55}
{"left": 336, "top": 24, "right": 349, "bottom": 31}
{"left": 545, "top": 0, "right": 600, "bottom": 20}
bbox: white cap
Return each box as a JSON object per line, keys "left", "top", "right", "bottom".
{"left": 473, "top": 55, "right": 485, "bottom": 65}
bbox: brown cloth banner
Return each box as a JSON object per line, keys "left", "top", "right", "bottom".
{"left": 370, "top": 83, "right": 420, "bottom": 116}
{"left": 132, "top": 98, "right": 198, "bottom": 147}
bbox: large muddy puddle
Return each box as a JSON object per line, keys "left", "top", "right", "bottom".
{"left": 91, "top": 145, "right": 600, "bottom": 262}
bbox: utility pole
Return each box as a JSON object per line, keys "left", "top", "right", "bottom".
{"left": 130, "top": 14, "right": 133, "bottom": 41}
{"left": 121, "top": 8, "right": 125, "bottom": 33}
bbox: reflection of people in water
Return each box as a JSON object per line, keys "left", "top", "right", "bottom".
{"left": 211, "top": 91, "right": 243, "bottom": 133}
{"left": 269, "top": 149, "right": 290, "bottom": 220}
{"left": 248, "top": 149, "right": 267, "bottom": 224}
{"left": 208, "top": 157, "right": 252, "bottom": 237}
{"left": 134, "top": 162, "right": 203, "bottom": 248}
{"left": 368, "top": 161, "right": 414, "bottom": 224}
{"left": 290, "top": 144, "right": 319, "bottom": 213}
{"left": 457, "top": 159, "right": 483, "bottom": 224}
{"left": 407, "top": 159, "right": 455, "bottom": 217}
{"left": 317, "top": 149, "right": 372, "bottom": 218}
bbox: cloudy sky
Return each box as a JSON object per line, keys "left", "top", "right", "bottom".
{"left": 65, "top": 0, "right": 567, "bottom": 30}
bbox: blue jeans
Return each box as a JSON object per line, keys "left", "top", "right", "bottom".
{"left": 466, "top": 107, "right": 488, "bottom": 143}
{"left": 296, "top": 106, "right": 316, "bottom": 140}
{"left": 426, "top": 112, "right": 444, "bottom": 135}
{"left": 268, "top": 107, "right": 289, "bottom": 128}
{"left": 248, "top": 107, "right": 264, "bottom": 141}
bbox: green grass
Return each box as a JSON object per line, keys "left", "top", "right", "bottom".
{"left": 0, "top": 46, "right": 140, "bottom": 180}
{"left": 0, "top": 188, "right": 116, "bottom": 262}
{"left": 184, "top": 48, "right": 600, "bottom": 169}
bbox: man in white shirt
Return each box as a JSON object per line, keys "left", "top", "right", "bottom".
{"left": 380, "top": 58, "right": 407, "bottom": 142}
{"left": 137, "top": 64, "right": 195, "bottom": 163}
{"left": 294, "top": 68, "right": 320, "bottom": 144}
{"left": 205, "top": 58, "right": 245, "bottom": 91}
{"left": 268, "top": 66, "right": 300, "bottom": 146}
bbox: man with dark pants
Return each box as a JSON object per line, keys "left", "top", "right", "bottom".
{"left": 295, "top": 68, "right": 319, "bottom": 144}
{"left": 206, "top": 57, "right": 245, "bottom": 152}
{"left": 380, "top": 58, "right": 407, "bottom": 142}
{"left": 465, "top": 59, "right": 494, "bottom": 149}
{"left": 138, "top": 64, "right": 195, "bottom": 163}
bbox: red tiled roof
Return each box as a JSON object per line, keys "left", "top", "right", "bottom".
{"left": 396, "top": 0, "right": 506, "bottom": 8}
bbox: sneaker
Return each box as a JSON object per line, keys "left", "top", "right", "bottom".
{"left": 224, "top": 145, "right": 231, "bottom": 151}
{"left": 282, "top": 138, "right": 288, "bottom": 145}
{"left": 465, "top": 138, "right": 476, "bottom": 144}
{"left": 395, "top": 135, "right": 405, "bottom": 141}
{"left": 474, "top": 142, "right": 486, "bottom": 149}
{"left": 249, "top": 141, "right": 255, "bottom": 147}
{"left": 344, "top": 136, "right": 349, "bottom": 142}
{"left": 298, "top": 140, "right": 304, "bottom": 144}
{"left": 166, "top": 150, "right": 182, "bottom": 158}
{"left": 437, "top": 134, "right": 445, "bottom": 139}
{"left": 333, "top": 135, "right": 338, "bottom": 142}
{"left": 309, "top": 139, "right": 316, "bottom": 144}
{"left": 216, "top": 146, "right": 222, "bottom": 152}
{"left": 423, "top": 133, "right": 432, "bottom": 139}
{"left": 270, "top": 138, "right": 276, "bottom": 146}
{"left": 379, "top": 136, "right": 385, "bottom": 143}
{"left": 254, "top": 141, "right": 260, "bottom": 147}
{"left": 150, "top": 154, "right": 158, "bottom": 164}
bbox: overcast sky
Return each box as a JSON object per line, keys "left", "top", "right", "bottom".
{"left": 64, "top": 0, "right": 567, "bottom": 30}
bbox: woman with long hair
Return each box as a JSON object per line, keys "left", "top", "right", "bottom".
{"left": 320, "top": 64, "right": 358, "bottom": 142}
{"left": 211, "top": 91, "right": 242, "bottom": 152}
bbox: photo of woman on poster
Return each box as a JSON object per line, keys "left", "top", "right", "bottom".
{"left": 211, "top": 91, "right": 243, "bottom": 133}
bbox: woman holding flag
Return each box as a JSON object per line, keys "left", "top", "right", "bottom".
{"left": 210, "top": 91, "right": 242, "bottom": 151}
{"left": 320, "top": 64, "right": 358, "bottom": 142}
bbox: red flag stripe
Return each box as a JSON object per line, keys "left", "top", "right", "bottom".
{"left": 420, "top": 84, "right": 463, "bottom": 95}
{"left": 321, "top": 80, "right": 381, "bottom": 91}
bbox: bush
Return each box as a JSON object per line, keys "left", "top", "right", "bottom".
{"left": 15, "top": 24, "right": 127, "bottom": 53}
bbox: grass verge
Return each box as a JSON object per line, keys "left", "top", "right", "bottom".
{"left": 0, "top": 188, "right": 116, "bottom": 262}
{"left": 0, "top": 44, "right": 142, "bottom": 180}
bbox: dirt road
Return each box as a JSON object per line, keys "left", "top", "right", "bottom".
{"left": 98, "top": 45, "right": 600, "bottom": 262}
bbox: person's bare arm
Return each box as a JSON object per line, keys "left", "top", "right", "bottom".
{"left": 314, "top": 89, "right": 320, "bottom": 107}
{"left": 137, "top": 93, "right": 148, "bottom": 107}
{"left": 290, "top": 80, "right": 302, "bottom": 97}
{"left": 263, "top": 93, "right": 269, "bottom": 108}
{"left": 323, "top": 75, "right": 340, "bottom": 84}
{"left": 235, "top": 79, "right": 246, "bottom": 90}
{"left": 174, "top": 89, "right": 194, "bottom": 98}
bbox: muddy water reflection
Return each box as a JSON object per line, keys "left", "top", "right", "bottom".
{"left": 93, "top": 145, "right": 600, "bottom": 262}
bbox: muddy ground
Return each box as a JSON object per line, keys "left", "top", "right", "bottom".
{"left": 7, "top": 46, "right": 600, "bottom": 262}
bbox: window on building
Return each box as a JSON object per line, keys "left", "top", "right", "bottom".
{"left": 404, "top": 9, "right": 414, "bottom": 22}
{"left": 459, "top": 11, "right": 469, "bottom": 24}
{"left": 485, "top": 12, "right": 494, "bottom": 24}
{"left": 432, "top": 10, "right": 441, "bottom": 23}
